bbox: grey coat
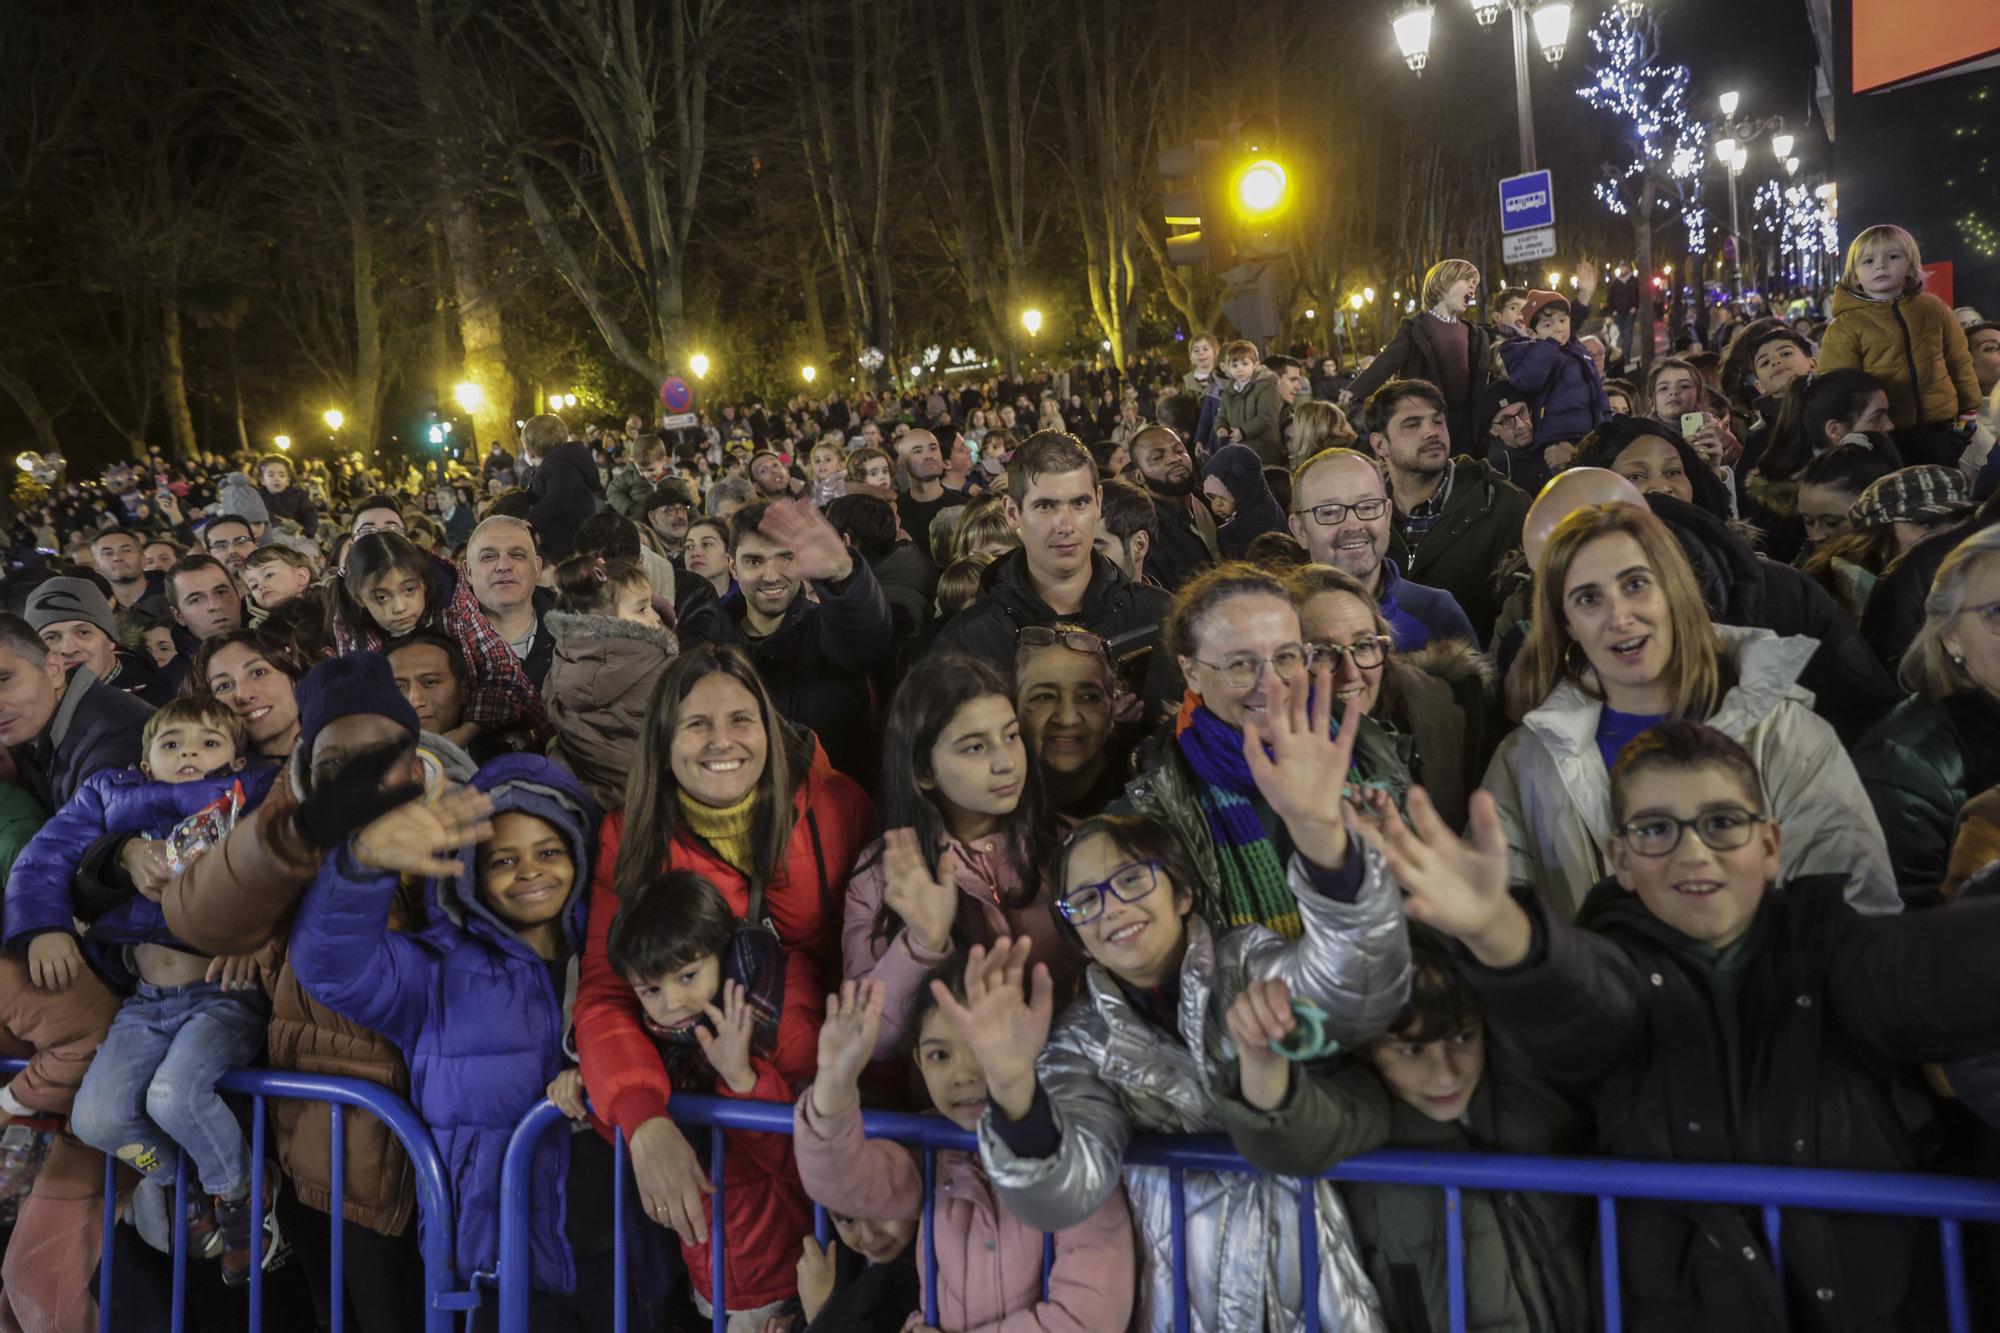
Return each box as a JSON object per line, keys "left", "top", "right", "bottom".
{"left": 978, "top": 845, "right": 1408, "bottom": 1332}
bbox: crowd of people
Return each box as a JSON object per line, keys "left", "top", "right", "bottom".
{"left": 0, "top": 220, "right": 1996, "bottom": 1333}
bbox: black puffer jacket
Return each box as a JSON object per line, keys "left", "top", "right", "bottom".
{"left": 930, "top": 550, "right": 1181, "bottom": 715}
{"left": 524, "top": 441, "right": 604, "bottom": 560}
{"left": 1463, "top": 876, "right": 2000, "bottom": 1333}
{"left": 1647, "top": 494, "right": 1902, "bottom": 739}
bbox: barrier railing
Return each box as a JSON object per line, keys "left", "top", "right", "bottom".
{"left": 495, "top": 1091, "right": 2000, "bottom": 1333}
{"left": 0, "top": 1058, "right": 473, "bottom": 1333}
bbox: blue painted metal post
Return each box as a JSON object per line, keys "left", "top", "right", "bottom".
{"left": 1941, "top": 1218, "right": 1971, "bottom": 1332}
{"left": 1298, "top": 1177, "right": 1321, "bottom": 1331}
{"left": 169, "top": 1154, "right": 189, "bottom": 1333}
{"left": 1445, "top": 1185, "right": 1467, "bottom": 1333}
{"left": 250, "top": 1097, "right": 268, "bottom": 1332}
{"left": 1169, "top": 1167, "right": 1189, "bottom": 1333}
{"left": 330, "top": 1103, "right": 346, "bottom": 1333}
{"left": 613, "top": 1128, "right": 629, "bottom": 1333}
{"left": 96, "top": 1154, "right": 116, "bottom": 1333}
{"left": 922, "top": 1148, "right": 939, "bottom": 1327}
{"left": 1598, "top": 1195, "right": 1622, "bottom": 1333}
{"left": 709, "top": 1126, "right": 725, "bottom": 1333}
{"left": 1760, "top": 1202, "right": 1785, "bottom": 1327}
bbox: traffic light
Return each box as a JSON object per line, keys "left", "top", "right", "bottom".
{"left": 1159, "top": 139, "right": 1235, "bottom": 272}
{"left": 1160, "top": 120, "right": 1291, "bottom": 273}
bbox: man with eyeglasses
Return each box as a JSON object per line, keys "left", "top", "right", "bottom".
{"left": 1483, "top": 383, "right": 1552, "bottom": 494}
{"left": 202, "top": 516, "right": 262, "bottom": 575}
{"left": 1288, "top": 448, "right": 1477, "bottom": 651}
{"left": 1364, "top": 379, "right": 1529, "bottom": 647}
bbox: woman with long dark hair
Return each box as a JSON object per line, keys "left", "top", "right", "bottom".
{"left": 574, "top": 643, "right": 876, "bottom": 1251}
{"left": 1744, "top": 368, "right": 1902, "bottom": 563}
{"left": 841, "top": 655, "right": 1072, "bottom": 1058}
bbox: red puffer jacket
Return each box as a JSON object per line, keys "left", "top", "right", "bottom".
{"left": 575, "top": 738, "right": 874, "bottom": 1309}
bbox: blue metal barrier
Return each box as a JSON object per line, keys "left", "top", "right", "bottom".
{"left": 0, "top": 1059, "right": 471, "bottom": 1333}
{"left": 495, "top": 1091, "right": 2000, "bottom": 1333}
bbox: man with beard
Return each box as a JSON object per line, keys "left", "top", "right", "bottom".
{"left": 1365, "top": 378, "right": 1527, "bottom": 645}
{"left": 748, "top": 449, "right": 802, "bottom": 500}
{"left": 1127, "top": 425, "right": 1217, "bottom": 592}
{"left": 713, "top": 498, "right": 892, "bottom": 779}
{"left": 1288, "top": 447, "right": 1477, "bottom": 650}
{"left": 891, "top": 429, "right": 962, "bottom": 560}
{"left": 643, "top": 481, "right": 695, "bottom": 561}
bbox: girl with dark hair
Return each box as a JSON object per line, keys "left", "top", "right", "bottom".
{"left": 842, "top": 655, "right": 1073, "bottom": 1059}
{"left": 575, "top": 643, "right": 875, "bottom": 1262}
{"left": 1744, "top": 368, "right": 1902, "bottom": 563}
{"left": 328, "top": 530, "right": 547, "bottom": 746}
{"left": 932, "top": 790, "right": 1410, "bottom": 1331}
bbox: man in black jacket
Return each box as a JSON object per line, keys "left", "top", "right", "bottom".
{"left": 931, "top": 432, "right": 1180, "bottom": 714}
{"left": 520, "top": 414, "right": 603, "bottom": 560}
{"left": 1127, "top": 424, "right": 1217, "bottom": 593}
{"left": 0, "top": 613, "right": 152, "bottom": 808}
{"left": 712, "top": 499, "right": 894, "bottom": 780}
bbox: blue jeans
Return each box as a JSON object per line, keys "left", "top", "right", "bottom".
{"left": 71, "top": 980, "right": 268, "bottom": 1199}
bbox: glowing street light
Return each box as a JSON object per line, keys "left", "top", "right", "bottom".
{"left": 1304, "top": 308, "right": 1316, "bottom": 320}
{"left": 1022, "top": 309, "right": 1043, "bottom": 336}
{"left": 1770, "top": 132, "right": 1795, "bottom": 159}
{"left": 273, "top": 435, "right": 292, "bottom": 451}
{"left": 1234, "top": 159, "right": 1289, "bottom": 217}
{"left": 1715, "top": 136, "right": 1737, "bottom": 163}
{"left": 453, "top": 382, "right": 484, "bottom": 413}
{"left": 1348, "top": 293, "right": 1365, "bottom": 311}
{"left": 323, "top": 409, "right": 345, "bottom": 431}
{"left": 802, "top": 365, "right": 817, "bottom": 384}
{"left": 1391, "top": 2, "right": 1434, "bottom": 73}
{"left": 689, "top": 353, "right": 710, "bottom": 379}
{"left": 1785, "top": 156, "right": 1801, "bottom": 176}
{"left": 1530, "top": 0, "right": 1570, "bottom": 63}
{"left": 1719, "top": 89, "right": 1740, "bottom": 117}
{"left": 15, "top": 454, "right": 34, "bottom": 473}
{"left": 1363, "top": 286, "right": 1377, "bottom": 303}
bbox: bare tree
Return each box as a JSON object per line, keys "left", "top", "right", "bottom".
{"left": 495, "top": 0, "right": 727, "bottom": 388}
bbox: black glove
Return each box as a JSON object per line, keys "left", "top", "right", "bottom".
{"left": 297, "top": 738, "right": 427, "bottom": 849}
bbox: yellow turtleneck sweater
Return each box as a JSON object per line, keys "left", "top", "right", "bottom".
{"left": 678, "top": 787, "right": 757, "bottom": 874}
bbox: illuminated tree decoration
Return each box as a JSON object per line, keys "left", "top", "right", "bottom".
{"left": 1575, "top": 12, "right": 1709, "bottom": 254}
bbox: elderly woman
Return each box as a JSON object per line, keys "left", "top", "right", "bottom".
{"left": 1852, "top": 526, "right": 2000, "bottom": 907}
{"left": 1014, "top": 623, "right": 1135, "bottom": 818}
{"left": 1289, "top": 563, "right": 1492, "bottom": 830}
{"left": 1803, "top": 462, "right": 1970, "bottom": 618}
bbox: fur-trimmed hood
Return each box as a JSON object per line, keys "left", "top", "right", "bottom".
{"left": 544, "top": 608, "right": 679, "bottom": 656}
{"left": 1394, "top": 638, "right": 1495, "bottom": 692}
{"left": 1744, "top": 469, "right": 1799, "bottom": 519}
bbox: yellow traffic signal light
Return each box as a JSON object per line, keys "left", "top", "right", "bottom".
{"left": 1234, "top": 159, "right": 1289, "bottom": 218}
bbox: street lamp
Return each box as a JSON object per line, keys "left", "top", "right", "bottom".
{"left": 802, "top": 365, "right": 817, "bottom": 384}
{"left": 1022, "top": 308, "right": 1043, "bottom": 336}
{"left": 1363, "top": 286, "right": 1376, "bottom": 303}
{"left": 1770, "top": 132, "right": 1794, "bottom": 159}
{"left": 689, "top": 353, "right": 710, "bottom": 379}
{"left": 1718, "top": 90, "right": 1740, "bottom": 116}
{"left": 453, "top": 382, "right": 483, "bottom": 413}
{"left": 1390, "top": 0, "right": 1573, "bottom": 178}
{"left": 1348, "top": 293, "right": 1365, "bottom": 311}
{"left": 323, "top": 409, "right": 344, "bottom": 431}
{"left": 273, "top": 435, "right": 292, "bottom": 451}
{"left": 1785, "top": 156, "right": 1801, "bottom": 176}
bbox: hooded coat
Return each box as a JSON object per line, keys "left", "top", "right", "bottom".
{"left": 526, "top": 441, "right": 606, "bottom": 561}
{"left": 1202, "top": 443, "right": 1289, "bottom": 558}
{"left": 1498, "top": 335, "right": 1612, "bottom": 447}
{"left": 544, "top": 611, "right": 678, "bottom": 811}
{"left": 1215, "top": 367, "right": 1285, "bottom": 465}
{"left": 1818, "top": 287, "right": 1981, "bottom": 430}
{"left": 1483, "top": 625, "right": 1900, "bottom": 921}
{"left": 975, "top": 845, "right": 1411, "bottom": 1333}
{"left": 1460, "top": 875, "right": 2000, "bottom": 1332}
{"left": 289, "top": 755, "right": 604, "bottom": 1292}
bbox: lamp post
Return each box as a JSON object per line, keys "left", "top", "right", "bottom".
{"left": 689, "top": 353, "right": 710, "bottom": 380}
{"left": 1709, "top": 91, "right": 1793, "bottom": 300}
{"left": 322, "top": 409, "right": 344, "bottom": 432}
{"left": 1391, "top": 0, "right": 1596, "bottom": 175}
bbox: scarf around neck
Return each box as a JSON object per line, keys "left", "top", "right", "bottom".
{"left": 1173, "top": 693, "right": 1300, "bottom": 939}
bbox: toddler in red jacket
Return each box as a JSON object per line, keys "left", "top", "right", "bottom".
{"left": 597, "top": 871, "right": 820, "bottom": 1328}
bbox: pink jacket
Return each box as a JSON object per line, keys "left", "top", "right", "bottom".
{"left": 792, "top": 1092, "right": 1136, "bottom": 1333}
{"left": 842, "top": 836, "right": 1082, "bottom": 1060}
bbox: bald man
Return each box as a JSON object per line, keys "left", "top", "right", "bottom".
{"left": 1506, "top": 467, "right": 1899, "bottom": 738}
{"left": 893, "top": 428, "right": 962, "bottom": 564}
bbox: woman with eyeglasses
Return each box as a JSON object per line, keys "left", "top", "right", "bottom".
{"left": 1013, "top": 624, "right": 1137, "bottom": 819}
{"left": 1122, "top": 563, "right": 1412, "bottom": 937}
{"left": 931, "top": 662, "right": 1409, "bottom": 1329}
{"left": 1853, "top": 526, "right": 2000, "bottom": 908}
{"left": 1485, "top": 502, "right": 1897, "bottom": 920}
{"left": 842, "top": 657, "right": 1078, "bottom": 1059}
{"left": 1290, "top": 564, "right": 1492, "bottom": 831}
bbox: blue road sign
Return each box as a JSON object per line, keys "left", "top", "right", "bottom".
{"left": 1498, "top": 170, "right": 1555, "bottom": 234}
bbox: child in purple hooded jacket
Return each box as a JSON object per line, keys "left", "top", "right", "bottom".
{"left": 1499, "top": 291, "right": 1611, "bottom": 449}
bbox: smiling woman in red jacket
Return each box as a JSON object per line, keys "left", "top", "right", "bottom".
{"left": 575, "top": 642, "right": 875, "bottom": 1300}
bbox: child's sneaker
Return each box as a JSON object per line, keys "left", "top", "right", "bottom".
{"left": 213, "top": 1177, "right": 284, "bottom": 1286}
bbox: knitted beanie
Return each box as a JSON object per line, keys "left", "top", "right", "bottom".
{"left": 24, "top": 577, "right": 117, "bottom": 638}
{"left": 217, "top": 472, "right": 271, "bottom": 525}
{"left": 296, "top": 652, "right": 420, "bottom": 758}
